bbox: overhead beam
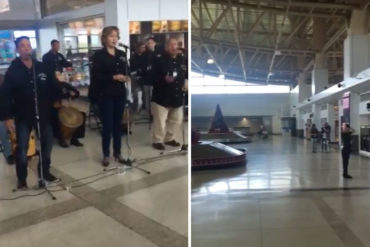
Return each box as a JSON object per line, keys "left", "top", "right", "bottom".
{"left": 193, "top": 36, "right": 317, "bottom": 56}
{"left": 243, "top": 0, "right": 356, "bottom": 10}
{"left": 227, "top": 0, "right": 247, "bottom": 80}
{"left": 267, "top": 0, "right": 291, "bottom": 83}
{"left": 197, "top": 0, "right": 349, "bottom": 18}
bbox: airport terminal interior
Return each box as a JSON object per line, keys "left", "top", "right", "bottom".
{"left": 0, "top": 1, "right": 188, "bottom": 247}
{"left": 191, "top": 0, "right": 370, "bottom": 246}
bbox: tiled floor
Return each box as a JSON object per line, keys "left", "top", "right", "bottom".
{"left": 0, "top": 111, "right": 188, "bottom": 247}
{"left": 192, "top": 135, "right": 370, "bottom": 247}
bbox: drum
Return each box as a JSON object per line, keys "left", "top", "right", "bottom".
{"left": 9, "top": 130, "right": 37, "bottom": 157}
{"left": 59, "top": 106, "right": 84, "bottom": 140}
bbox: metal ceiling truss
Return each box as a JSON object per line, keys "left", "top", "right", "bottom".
{"left": 191, "top": 0, "right": 357, "bottom": 86}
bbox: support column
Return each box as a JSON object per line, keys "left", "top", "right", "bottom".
{"left": 311, "top": 17, "right": 328, "bottom": 95}
{"left": 298, "top": 73, "right": 311, "bottom": 102}
{"left": 312, "top": 104, "right": 321, "bottom": 128}
{"left": 350, "top": 93, "right": 361, "bottom": 152}
{"left": 327, "top": 104, "right": 336, "bottom": 141}
{"left": 297, "top": 109, "right": 304, "bottom": 138}
{"left": 344, "top": 9, "right": 369, "bottom": 79}
{"left": 104, "top": 0, "right": 130, "bottom": 46}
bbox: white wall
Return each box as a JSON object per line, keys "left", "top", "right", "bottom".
{"left": 360, "top": 100, "right": 370, "bottom": 115}
{"left": 191, "top": 94, "right": 290, "bottom": 117}
{"left": 38, "top": 24, "right": 58, "bottom": 57}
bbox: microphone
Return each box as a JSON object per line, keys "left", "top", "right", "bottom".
{"left": 118, "top": 43, "right": 129, "bottom": 49}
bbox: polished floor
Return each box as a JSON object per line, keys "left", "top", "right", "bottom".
{"left": 192, "top": 135, "right": 370, "bottom": 247}
{"left": 0, "top": 112, "right": 188, "bottom": 247}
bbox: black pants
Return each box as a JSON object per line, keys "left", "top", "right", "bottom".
{"left": 341, "top": 148, "right": 351, "bottom": 175}
{"left": 16, "top": 122, "right": 53, "bottom": 182}
{"left": 98, "top": 97, "right": 125, "bottom": 157}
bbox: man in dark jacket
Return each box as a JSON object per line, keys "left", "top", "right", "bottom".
{"left": 151, "top": 38, "right": 186, "bottom": 150}
{"left": 130, "top": 42, "right": 146, "bottom": 112}
{"left": 142, "top": 37, "right": 158, "bottom": 117}
{"left": 42, "top": 39, "right": 72, "bottom": 74}
{"left": 0, "top": 36, "right": 60, "bottom": 189}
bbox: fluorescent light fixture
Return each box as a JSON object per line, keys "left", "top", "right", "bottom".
{"left": 0, "top": 0, "right": 9, "bottom": 13}
{"left": 207, "top": 58, "right": 214, "bottom": 64}
{"left": 274, "top": 50, "right": 282, "bottom": 56}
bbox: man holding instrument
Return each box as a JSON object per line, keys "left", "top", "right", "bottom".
{"left": 0, "top": 36, "right": 60, "bottom": 189}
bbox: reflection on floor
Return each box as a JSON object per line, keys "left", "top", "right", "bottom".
{"left": 0, "top": 118, "right": 188, "bottom": 247}
{"left": 192, "top": 135, "right": 370, "bottom": 247}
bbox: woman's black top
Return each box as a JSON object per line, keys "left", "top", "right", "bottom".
{"left": 341, "top": 131, "right": 352, "bottom": 151}
{"left": 90, "top": 48, "right": 127, "bottom": 99}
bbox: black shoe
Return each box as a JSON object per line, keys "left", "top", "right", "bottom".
{"left": 343, "top": 174, "right": 353, "bottom": 179}
{"left": 6, "top": 155, "right": 15, "bottom": 165}
{"left": 38, "top": 180, "right": 45, "bottom": 188}
{"left": 165, "top": 140, "right": 181, "bottom": 147}
{"left": 102, "top": 157, "right": 110, "bottom": 167}
{"left": 44, "top": 173, "right": 59, "bottom": 182}
{"left": 59, "top": 140, "right": 69, "bottom": 148}
{"left": 114, "top": 154, "right": 125, "bottom": 164}
{"left": 71, "top": 139, "right": 83, "bottom": 147}
{"left": 17, "top": 180, "right": 28, "bottom": 190}
{"left": 152, "top": 143, "right": 165, "bottom": 150}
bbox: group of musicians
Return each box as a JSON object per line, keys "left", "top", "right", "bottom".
{"left": 0, "top": 26, "right": 187, "bottom": 189}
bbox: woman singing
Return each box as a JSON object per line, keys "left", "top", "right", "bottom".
{"left": 91, "top": 26, "right": 129, "bottom": 167}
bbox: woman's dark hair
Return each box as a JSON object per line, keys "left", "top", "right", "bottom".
{"left": 14, "top": 36, "right": 30, "bottom": 48}
{"left": 101, "top": 26, "right": 120, "bottom": 47}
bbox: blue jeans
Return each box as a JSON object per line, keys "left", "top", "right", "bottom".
{"left": 16, "top": 123, "right": 53, "bottom": 182}
{"left": 0, "top": 121, "right": 12, "bottom": 158}
{"left": 98, "top": 97, "right": 125, "bottom": 157}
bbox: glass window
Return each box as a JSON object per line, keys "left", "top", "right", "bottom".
{"left": 41, "top": 0, "right": 103, "bottom": 17}
{"left": 13, "top": 30, "right": 37, "bottom": 49}
{"left": 191, "top": 72, "right": 290, "bottom": 94}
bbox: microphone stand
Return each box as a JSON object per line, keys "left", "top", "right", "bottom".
{"left": 31, "top": 57, "right": 57, "bottom": 200}
{"left": 113, "top": 45, "right": 151, "bottom": 175}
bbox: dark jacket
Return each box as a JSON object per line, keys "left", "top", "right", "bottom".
{"left": 42, "top": 50, "right": 72, "bottom": 74}
{"left": 90, "top": 48, "right": 127, "bottom": 99}
{"left": 142, "top": 50, "right": 161, "bottom": 86}
{"left": 152, "top": 52, "right": 186, "bottom": 108}
{"left": 0, "top": 58, "right": 60, "bottom": 126}
{"left": 342, "top": 131, "right": 352, "bottom": 150}
{"left": 130, "top": 52, "right": 146, "bottom": 85}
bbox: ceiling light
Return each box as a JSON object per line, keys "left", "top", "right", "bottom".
{"left": 207, "top": 58, "right": 214, "bottom": 64}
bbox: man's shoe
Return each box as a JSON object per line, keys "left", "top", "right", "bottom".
{"left": 165, "top": 140, "right": 181, "bottom": 147}
{"left": 71, "top": 138, "right": 83, "bottom": 147}
{"left": 59, "top": 140, "right": 69, "bottom": 148}
{"left": 114, "top": 154, "right": 126, "bottom": 164}
{"left": 343, "top": 174, "right": 353, "bottom": 179}
{"left": 17, "top": 180, "right": 28, "bottom": 190}
{"left": 6, "top": 155, "right": 15, "bottom": 165}
{"left": 102, "top": 157, "right": 110, "bottom": 167}
{"left": 44, "top": 173, "right": 59, "bottom": 182}
{"left": 152, "top": 143, "right": 165, "bottom": 150}
{"left": 38, "top": 180, "right": 45, "bottom": 188}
